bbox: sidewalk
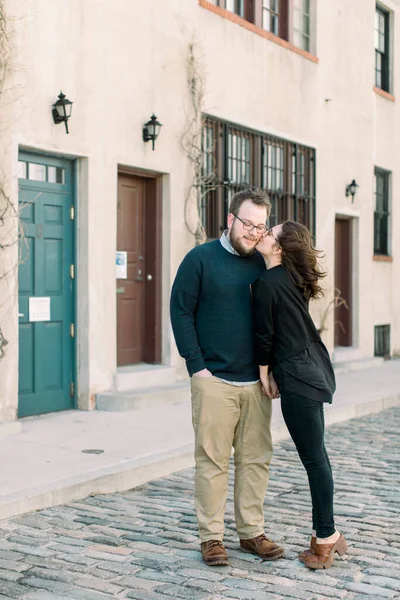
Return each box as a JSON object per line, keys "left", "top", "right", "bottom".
{"left": 0, "top": 360, "right": 399, "bottom": 521}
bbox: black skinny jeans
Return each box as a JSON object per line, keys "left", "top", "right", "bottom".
{"left": 280, "top": 391, "right": 335, "bottom": 538}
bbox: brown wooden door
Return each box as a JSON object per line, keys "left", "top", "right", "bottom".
{"left": 117, "top": 175, "right": 145, "bottom": 365}
{"left": 334, "top": 218, "right": 352, "bottom": 347}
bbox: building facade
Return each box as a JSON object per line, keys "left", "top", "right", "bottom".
{"left": 0, "top": 0, "right": 398, "bottom": 423}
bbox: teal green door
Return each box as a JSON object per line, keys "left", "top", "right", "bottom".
{"left": 18, "top": 153, "right": 75, "bottom": 417}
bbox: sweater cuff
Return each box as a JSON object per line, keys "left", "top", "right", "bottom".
{"left": 255, "top": 352, "right": 272, "bottom": 366}
{"left": 187, "top": 357, "right": 207, "bottom": 377}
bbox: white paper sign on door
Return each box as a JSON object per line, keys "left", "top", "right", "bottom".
{"left": 29, "top": 297, "right": 51, "bottom": 322}
{"left": 116, "top": 251, "right": 128, "bottom": 279}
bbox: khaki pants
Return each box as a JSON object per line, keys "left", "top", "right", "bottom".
{"left": 190, "top": 376, "right": 273, "bottom": 542}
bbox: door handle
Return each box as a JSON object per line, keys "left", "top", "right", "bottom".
{"left": 146, "top": 274, "right": 153, "bottom": 281}
{"left": 18, "top": 313, "right": 24, "bottom": 317}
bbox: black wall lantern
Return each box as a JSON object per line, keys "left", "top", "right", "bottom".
{"left": 52, "top": 91, "right": 73, "bottom": 134}
{"left": 345, "top": 179, "right": 359, "bottom": 203}
{"left": 143, "top": 114, "right": 162, "bottom": 150}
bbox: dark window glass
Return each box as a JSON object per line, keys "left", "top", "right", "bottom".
{"left": 375, "top": 6, "right": 390, "bottom": 92}
{"left": 374, "top": 324, "right": 390, "bottom": 358}
{"left": 374, "top": 168, "right": 390, "bottom": 255}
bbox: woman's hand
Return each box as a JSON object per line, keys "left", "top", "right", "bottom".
{"left": 259, "top": 365, "right": 272, "bottom": 398}
{"left": 260, "top": 375, "right": 272, "bottom": 399}
{"left": 269, "top": 371, "right": 280, "bottom": 399}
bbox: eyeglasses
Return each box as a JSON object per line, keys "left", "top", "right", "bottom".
{"left": 265, "top": 228, "right": 280, "bottom": 244}
{"left": 234, "top": 215, "right": 267, "bottom": 235}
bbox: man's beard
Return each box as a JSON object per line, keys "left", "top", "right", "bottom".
{"left": 229, "top": 226, "right": 258, "bottom": 257}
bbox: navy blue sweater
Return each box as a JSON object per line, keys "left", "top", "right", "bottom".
{"left": 170, "top": 240, "right": 265, "bottom": 380}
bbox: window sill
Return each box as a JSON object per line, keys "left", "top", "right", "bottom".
{"left": 373, "top": 254, "right": 393, "bottom": 262}
{"left": 373, "top": 86, "right": 396, "bottom": 102}
{"left": 198, "top": 0, "right": 319, "bottom": 64}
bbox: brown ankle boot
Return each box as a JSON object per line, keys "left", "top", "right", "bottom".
{"left": 304, "top": 534, "right": 348, "bottom": 570}
{"left": 298, "top": 536, "right": 316, "bottom": 562}
{"left": 201, "top": 540, "right": 228, "bottom": 566}
{"left": 240, "top": 533, "right": 284, "bottom": 560}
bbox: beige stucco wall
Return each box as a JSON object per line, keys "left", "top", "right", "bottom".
{"left": 0, "top": 0, "right": 399, "bottom": 420}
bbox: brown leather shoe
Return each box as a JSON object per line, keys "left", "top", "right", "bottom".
{"left": 201, "top": 540, "right": 228, "bottom": 566}
{"left": 298, "top": 536, "right": 316, "bottom": 562}
{"left": 240, "top": 533, "right": 284, "bottom": 560}
{"left": 304, "top": 533, "right": 348, "bottom": 570}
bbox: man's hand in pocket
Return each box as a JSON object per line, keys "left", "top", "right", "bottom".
{"left": 193, "top": 368, "right": 213, "bottom": 378}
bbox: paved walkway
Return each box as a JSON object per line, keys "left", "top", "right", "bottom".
{"left": 0, "top": 406, "right": 399, "bottom": 599}
{"left": 0, "top": 360, "right": 400, "bottom": 520}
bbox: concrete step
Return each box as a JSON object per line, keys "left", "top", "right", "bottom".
{"left": 333, "top": 356, "right": 385, "bottom": 374}
{"left": 332, "top": 346, "right": 364, "bottom": 363}
{"left": 96, "top": 381, "right": 190, "bottom": 412}
{"left": 115, "top": 364, "right": 177, "bottom": 391}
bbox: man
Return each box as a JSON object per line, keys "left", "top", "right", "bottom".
{"left": 170, "top": 188, "right": 284, "bottom": 566}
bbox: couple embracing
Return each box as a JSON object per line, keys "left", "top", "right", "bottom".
{"left": 170, "top": 189, "right": 348, "bottom": 570}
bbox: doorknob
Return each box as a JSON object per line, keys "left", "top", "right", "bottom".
{"left": 146, "top": 274, "right": 153, "bottom": 281}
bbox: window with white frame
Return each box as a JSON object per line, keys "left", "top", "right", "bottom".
{"left": 210, "top": 1, "right": 315, "bottom": 51}
{"left": 262, "top": 0, "right": 288, "bottom": 39}
{"left": 293, "top": 0, "right": 310, "bottom": 52}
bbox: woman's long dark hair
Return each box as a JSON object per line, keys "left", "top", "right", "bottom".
{"left": 277, "top": 221, "right": 327, "bottom": 301}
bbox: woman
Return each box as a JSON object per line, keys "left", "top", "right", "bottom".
{"left": 252, "top": 221, "right": 348, "bottom": 570}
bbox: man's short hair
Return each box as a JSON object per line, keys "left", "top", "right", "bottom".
{"left": 229, "top": 188, "right": 271, "bottom": 219}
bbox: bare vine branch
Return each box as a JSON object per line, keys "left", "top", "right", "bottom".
{"left": 181, "top": 42, "right": 218, "bottom": 244}
{"left": 317, "top": 288, "right": 349, "bottom": 336}
{"left": 0, "top": 0, "right": 24, "bottom": 360}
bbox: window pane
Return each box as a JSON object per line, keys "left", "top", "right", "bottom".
{"left": 375, "top": 68, "right": 381, "bottom": 88}
{"left": 293, "top": 9, "right": 302, "bottom": 29}
{"left": 48, "top": 166, "right": 65, "bottom": 184}
{"left": 303, "top": 13, "right": 310, "bottom": 35}
{"left": 293, "top": 30, "right": 302, "bottom": 48}
{"left": 29, "top": 163, "right": 46, "bottom": 181}
{"left": 378, "top": 32, "right": 385, "bottom": 52}
{"left": 262, "top": 10, "right": 271, "bottom": 31}
{"left": 226, "top": 0, "right": 235, "bottom": 12}
{"left": 374, "top": 27, "right": 380, "bottom": 49}
{"left": 379, "top": 12, "right": 385, "bottom": 34}
{"left": 18, "top": 161, "right": 27, "bottom": 179}
{"left": 293, "top": 4, "right": 310, "bottom": 50}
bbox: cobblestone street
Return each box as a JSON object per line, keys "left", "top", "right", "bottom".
{"left": 0, "top": 406, "right": 399, "bottom": 600}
